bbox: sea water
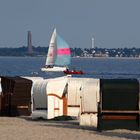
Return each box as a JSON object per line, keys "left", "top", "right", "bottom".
{"left": 0, "top": 56, "right": 140, "bottom": 80}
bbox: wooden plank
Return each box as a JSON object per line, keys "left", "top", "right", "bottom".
{"left": 17, "top": 105, "right": 29, "bottom": 109}
{"left": 54, "top": 108, "right": 59, "bottom": 110}
{"left": 102, "top": 115, "right": 137, "bottom": 120}
{"left": 81, "top": 111, "right": 97, "bottom": 114}
{"left": 101, "top": 110, "right": 139, "bottom": 114}
{"left": 68, "top": 105, "right": 80, "bottom": 107}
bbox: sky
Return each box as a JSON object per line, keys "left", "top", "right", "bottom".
{"left": 0, "top": 0, "right": 140, "bottom": 48}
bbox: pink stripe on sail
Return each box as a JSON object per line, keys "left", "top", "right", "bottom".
{"left": 57, "top": 48, "right": 70, "bottom": 55}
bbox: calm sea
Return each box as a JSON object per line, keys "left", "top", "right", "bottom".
{"left": 0, "top": 56, "right": 140, "bottom": 80}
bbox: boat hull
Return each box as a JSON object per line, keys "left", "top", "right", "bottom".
{"left": 41, "top": 66, "right": 67, "bottom": 72}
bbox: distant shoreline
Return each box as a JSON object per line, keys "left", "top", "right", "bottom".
{"left": 72, "top": 56, "right": 140, "bottom": 59}
{"left": 0, "top": 56, "right": 140, "bottom": 59}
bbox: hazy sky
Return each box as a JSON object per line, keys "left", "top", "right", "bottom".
{"left": 0, "top": 0, "right": 140, "bottom": 48}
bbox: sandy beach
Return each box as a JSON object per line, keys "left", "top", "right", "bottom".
{"left": 0, "top": 117, "right": 139, "bottom": 140}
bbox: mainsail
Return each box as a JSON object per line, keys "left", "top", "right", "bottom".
{"left": 45, "top": 29, "right": 57, "bottom": 66}
{"left": 45, "top": 29, "right": 71, "bottom": 67}
{"left": 55, "top": 34, "right": 71, "bottom": 66}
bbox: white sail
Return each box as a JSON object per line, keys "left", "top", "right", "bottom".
{"left": 45, "top": 29, "right": 56, "bottom": 66}
{"left": 41, "top": 28, "right": 71, "bottom": 72}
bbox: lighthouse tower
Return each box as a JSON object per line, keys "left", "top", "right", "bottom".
{"left": 92, "top": 37, "right": 94, "bottom": 49}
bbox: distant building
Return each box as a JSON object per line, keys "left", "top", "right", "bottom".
{"left": 27, "top": 31, "right": 33, "bottom": 54}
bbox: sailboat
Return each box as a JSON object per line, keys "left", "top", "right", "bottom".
{"left": 41, "top": 29, "right": 71, "bottom": 72}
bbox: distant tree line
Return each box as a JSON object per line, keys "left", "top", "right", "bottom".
{"left": 0, "top": 46, "right": 48, "bottom": 56}
{"left": 0, "top": 46, "right": 140, "bottom": 57}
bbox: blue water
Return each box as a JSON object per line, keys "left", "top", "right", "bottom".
{"left": 0, "top": 56, "right": 140, "bottom": 80}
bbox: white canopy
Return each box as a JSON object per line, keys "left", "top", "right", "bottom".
{"left": 32, "top": 79, "right": 48, "bottom": 110}
{"left": 80, "top": 78, "right": 100, "bottom": 113}
{"left": 47, "top": 76, "right": 68, "bottom": 97}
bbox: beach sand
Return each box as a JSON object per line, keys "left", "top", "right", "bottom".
{"left": 0, "top": 117, "right": 139, "bottom": 140}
